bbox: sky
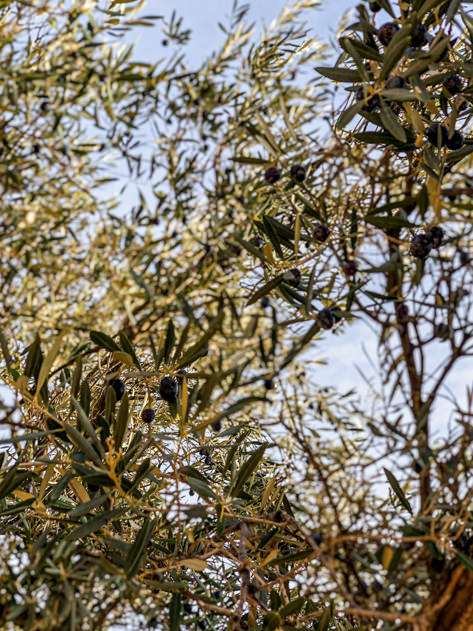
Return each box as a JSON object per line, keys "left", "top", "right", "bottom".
{"left": 132, "top": 0, "right": 356, "bottom": 66}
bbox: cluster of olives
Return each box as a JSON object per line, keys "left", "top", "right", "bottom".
{"left": 264, "top": 163, "right": 307, "bottom": 184}
{"left": 406, "top": 227, "right": 450, "bottom": 334}
{"left": 107, "top": 374, "right": 181, "bottom": 428}
{"left": 358, "top": 7, "right": 467, "bottom": 151}
{"left": 263, "top": 164, "right": 356, "bottom": 332}
{"left": 376, "top": 20, "right": 428, "bottom": 48}
{"left": 426, "top": 121, "right": 464, "bottom": 151}
{"left": 264, "top": 165, "right": 336, "bottom": 277}
{"left": 107, "top": 369, "right": 227, "bottom": 436}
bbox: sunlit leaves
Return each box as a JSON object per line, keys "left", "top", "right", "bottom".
{"left": 1, "top": 0, "right": 473, "bottom": 630}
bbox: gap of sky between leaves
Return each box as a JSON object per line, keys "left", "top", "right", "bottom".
{"left": 124, "top": 0, "right": 473, "bottom": 435}
{"left": 132, "top": 0, "right": 355, "bottom": 66}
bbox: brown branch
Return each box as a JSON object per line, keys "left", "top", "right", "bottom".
{"left": 301, "top": 605, "right": 419, "bottom": 625}
{"left": 238, "top": 522, "right": 250, "bottom": 620}
{"left": 184, "top": 590, "right": 236, "bottom": 617}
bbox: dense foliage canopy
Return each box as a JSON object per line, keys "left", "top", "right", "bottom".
{"left": 2, "top": 0, "right": 473, "bottom": 630}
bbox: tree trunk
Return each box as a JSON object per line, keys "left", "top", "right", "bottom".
{"left": 421, "top": 565, "right": 473, "bottom": 631}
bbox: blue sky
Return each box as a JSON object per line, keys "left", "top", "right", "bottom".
{"left": 132, "top": 0, "right": 355, "bottom": 65}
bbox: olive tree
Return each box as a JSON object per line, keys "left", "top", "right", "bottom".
{"left": 2, "top": 0, "right": 473, "bottom": 630}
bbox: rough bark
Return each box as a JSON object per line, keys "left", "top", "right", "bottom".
{"left": 421, "top": 566, "right": 473, "bottom": 631}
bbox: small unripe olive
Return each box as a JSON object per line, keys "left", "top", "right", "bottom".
{"left": 459, "top": 249, "right": 470, "bottom": 265}
{"left": 309, "top": 531, "right": 323, "bottom": 546}
{"left": 318, "top": 308, "right": 334, "bottom": 330}
{"left": 176, "top": 369, "right": 187, "bottom": 383}
{"left": 356, "top": 86, "right": 380, "bottom": 112}
{"left": 434, "top": 322, "right": 450, "bottom": 340}
{"left": 385, "top": 76, "right": 406, "bottom": 90}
